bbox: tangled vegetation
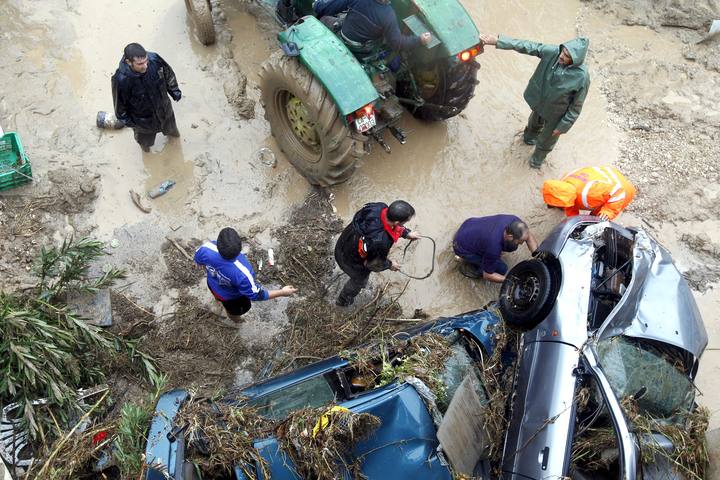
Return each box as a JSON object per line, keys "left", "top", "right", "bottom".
{"left": 0, "top": 237, "right": 162, "bottom": 477}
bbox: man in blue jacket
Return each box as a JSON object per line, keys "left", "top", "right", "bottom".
{"left": 194, "top": 228, "right": 297, "bottom": 322}
{"left": 111, "top": 43, "right": 182, "bottom": 152}
{"left": 314, "top": 0, "right": 431, "bottom": 52}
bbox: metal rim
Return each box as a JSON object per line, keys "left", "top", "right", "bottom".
{"left": 275, "top": 90, "right": 321, "bottom": 163}
{"left": 506, "top": 273, "right": 541, "bottom": 311}
{"left": 415, "top": 64, "right": 441, "bottom": 100}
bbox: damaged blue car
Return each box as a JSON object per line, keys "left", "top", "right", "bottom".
{"left": 145, "top": 306, "right": 502, "bottom": 479}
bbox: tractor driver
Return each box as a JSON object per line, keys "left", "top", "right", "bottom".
{"left": 314, "top": 0, "right": 432, "bottom": 54}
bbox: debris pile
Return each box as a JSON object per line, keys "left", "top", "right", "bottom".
{"left": 176, "top": 397, "right": 381, "bottom": 480}
{"left": 177, "top": 395, "right": 272, "bottom": 479}
{"left": 279, "top": 406, "right": 381, "bottom": 480}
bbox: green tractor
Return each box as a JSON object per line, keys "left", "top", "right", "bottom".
{"left": 258, "top": 0, "right": 482, "bottom": 186}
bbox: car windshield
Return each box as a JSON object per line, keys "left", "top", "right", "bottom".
{"left": 596, "top": 336, "right": 694, "bottom": 419}
{"left": 248, "top": 375, "right": 337, "bottom": 420}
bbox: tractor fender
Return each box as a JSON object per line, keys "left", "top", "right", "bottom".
{"left": 277, "top": 16, "right": 380, "bottom": 116}
{"left": 397, "top": 0, "right": 480, "bottom": 57}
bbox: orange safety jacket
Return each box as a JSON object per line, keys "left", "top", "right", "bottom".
{"left": 561, "top": 166, "right": 636, "bottom": 220}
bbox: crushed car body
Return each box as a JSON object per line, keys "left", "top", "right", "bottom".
{"left": 499, "top": 216, "right": 708, "bottom": 479}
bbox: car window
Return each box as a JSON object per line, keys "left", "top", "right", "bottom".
{"left": 248, "top": 375, "right": 336, "bottom": 420}
{"left": 596, "top": 336, "right": 694, "bottom": 419}
{"left": 437, "top": 337, "right": 487, "bottom": 413}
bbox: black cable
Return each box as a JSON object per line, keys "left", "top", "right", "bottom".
{"left": 397, "top": 235, "right": 436, "bottom": 280}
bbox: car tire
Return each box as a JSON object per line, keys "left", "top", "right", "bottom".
{"left": 259, "top": 53, "right": 365, "bottom": 186}
{"left": 185, "top": 0, "right": 216, "bottom": 46}
{"left": 499, "top": 260, "right": 554, "bottom": 329}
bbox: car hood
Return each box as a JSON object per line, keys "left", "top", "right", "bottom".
{"left": 597, "top": 228, "right": 708, "bottom": 359}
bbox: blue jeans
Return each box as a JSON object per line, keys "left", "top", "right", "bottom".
{"left": 458, "top": 253, "right": 508, "bottom": 276}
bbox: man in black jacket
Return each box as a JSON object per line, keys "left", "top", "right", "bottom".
{"left": 334, "top": 200, "right": 420, "bottom": 307}
{"left": 111, "top": 43, "right": 182, "bottom": 152}
{"left": 314, "top": 0, "right": 431, "bottom": 52}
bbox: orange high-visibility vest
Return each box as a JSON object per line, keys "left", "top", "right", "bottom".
{"left": 561, "top": 166, "right": 636, "bottom": 220}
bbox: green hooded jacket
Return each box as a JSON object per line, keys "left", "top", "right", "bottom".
{"left": 496, "top": 36, "right": 590, "bottom": 133}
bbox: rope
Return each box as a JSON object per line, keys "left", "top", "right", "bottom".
{"left": 397, "top": 235, "right": 436, "bottom": 280}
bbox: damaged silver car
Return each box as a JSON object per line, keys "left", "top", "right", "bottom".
{"left": 498, "top": 216, "right": 708, "bottom": 479}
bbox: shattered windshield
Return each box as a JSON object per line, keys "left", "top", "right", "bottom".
{"left": 596, "top": 336, "right": 694, "bottom": 419}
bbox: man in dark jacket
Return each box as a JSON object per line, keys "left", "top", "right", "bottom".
{"left": 194, "top": 227, "right": 297, "bottom": 322}
{"left": 314, "top": 0, "right": 431, "bottom": 52}
{"left": 480, "top": 34, "right": 590, "bottom": 168}
{"left": 111, "top": 43, "right": 182, "bottom": 152}
{"left": 334, "top": 200, "right": 420, "bottom": 307}
{"left": 453, "top": 214, "right": 537, "bottom": 283}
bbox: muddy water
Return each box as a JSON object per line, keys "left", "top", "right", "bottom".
{"left": 2, "top": 0, "right": 717, "bottom": 429}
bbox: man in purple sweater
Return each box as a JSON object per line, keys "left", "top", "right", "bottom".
{"left": 453, "top": 214, "right": 538, "bottom": 282}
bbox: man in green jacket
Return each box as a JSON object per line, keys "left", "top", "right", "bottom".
{"left": 480, "top": 34, "right": 590, "bottom": 168}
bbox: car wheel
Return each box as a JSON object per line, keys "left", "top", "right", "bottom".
{"left": 499, "top": 260, "right": 554, "bottom": 329}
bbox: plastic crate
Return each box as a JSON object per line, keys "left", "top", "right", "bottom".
{"left": 0, "top": 132, "right": 33, "bottom": 192}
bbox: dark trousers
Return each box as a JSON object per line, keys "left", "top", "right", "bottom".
{"left": 335, "top": 249, "right": 371, "bottom": 304}
{"left": 523, "top": 110, "right": 561, "bottom": 166}
{"left": 457, "top": 252, "right": 508, "bottom": 276}
{"left": 133, "top": 111, "right": 180, "bottom": 149}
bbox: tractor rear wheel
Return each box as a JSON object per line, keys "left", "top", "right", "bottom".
{"left": 259, "top": 54, "right": 365, "bottom": 187}
{"left": 185, "top": 0, "right": 216, "bottom": 46}
{"left": 402, "top": 59, "right": 479, "bottom": 122}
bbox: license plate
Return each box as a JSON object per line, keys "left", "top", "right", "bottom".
{"left": 355, "top": 113, "right": 376, "bottom": 133}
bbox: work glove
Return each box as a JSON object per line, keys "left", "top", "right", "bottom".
{"left": 171, "top": 90, "right": 182, "bottom": 102}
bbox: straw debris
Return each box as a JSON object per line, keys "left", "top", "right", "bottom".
{"left": 474, "top": 312, "right": 521, "bottom": 462}
{"left": 571, "top": 397, "right": 710, "bottom": 478}
{"left": 278, "top": 406, "right": 381, "bottom": 480}
{"left": 176, "top": 394, "right": 273, "bottom": 479}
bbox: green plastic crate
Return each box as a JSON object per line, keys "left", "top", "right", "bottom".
{"left": 0, "top": 132, "right": 33, "bottom": 192}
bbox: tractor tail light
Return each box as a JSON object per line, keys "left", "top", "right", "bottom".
{"left": 457, "top": 45, "right": 481, "bottom": 62}
{"left": 352, "top": 103, "right": 376, "bottom": 133}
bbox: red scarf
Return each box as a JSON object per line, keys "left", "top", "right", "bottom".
{"left": 380, "top": 208, "right": 404, "bottom": 243}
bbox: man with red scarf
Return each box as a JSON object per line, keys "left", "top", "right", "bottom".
{"left": 334, "top": 200, "right": 420, "bottom": 307}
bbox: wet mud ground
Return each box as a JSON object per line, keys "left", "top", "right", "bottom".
{"left": 0, "top": 0, "right": 719, "bottom": 474}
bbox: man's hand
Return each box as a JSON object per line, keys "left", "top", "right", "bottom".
{"left": 407, "top": 231, "right": 421, "bottom": 240}
{"left": 598, "top": 213, "right": 610, "bottom": 221}
{"left": 280, "top": 285, "right": 298, "bottom": 296}
{"left": 552, "top": 129, "right": 562, "bottom": 137}
{"left": 480, "top": 34, "right": 498, "bottom": 46}
{"left": 390, "top": 260, "right": 401, "bottom": 272}
{"left": 420, "top": 32, "right": 432, "bottom": 46}
{"left": 172, "top": 91, "right": 182, "bottom": 101}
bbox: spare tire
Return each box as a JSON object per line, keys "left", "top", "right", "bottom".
{"left": 499, "top": 260, "right": 554, "bottom": 329}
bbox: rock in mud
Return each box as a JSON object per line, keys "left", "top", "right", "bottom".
{"left": 47, "top": 167, "right": 100, "bottom": 214}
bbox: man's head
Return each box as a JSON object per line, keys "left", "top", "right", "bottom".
{"left": 558, "top": 46, "right": 573, "bottom": 66}
{"left": 124, "top": 43, "right": 148, "bottom": 73}
{"left": 503, "top": 220, "right": 530, "bottom": 250}
{"left": 387, "top": 200, "right": 415, "bottom": 226}
{"left": 217, "top": 227, "right": 243, "bottom": 260}
{"left": 542, "top": 180, "right": 575, "bottom": 208}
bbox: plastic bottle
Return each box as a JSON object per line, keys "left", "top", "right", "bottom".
{"left": 148, "top": 180, "right": 176, "bottom": 199}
